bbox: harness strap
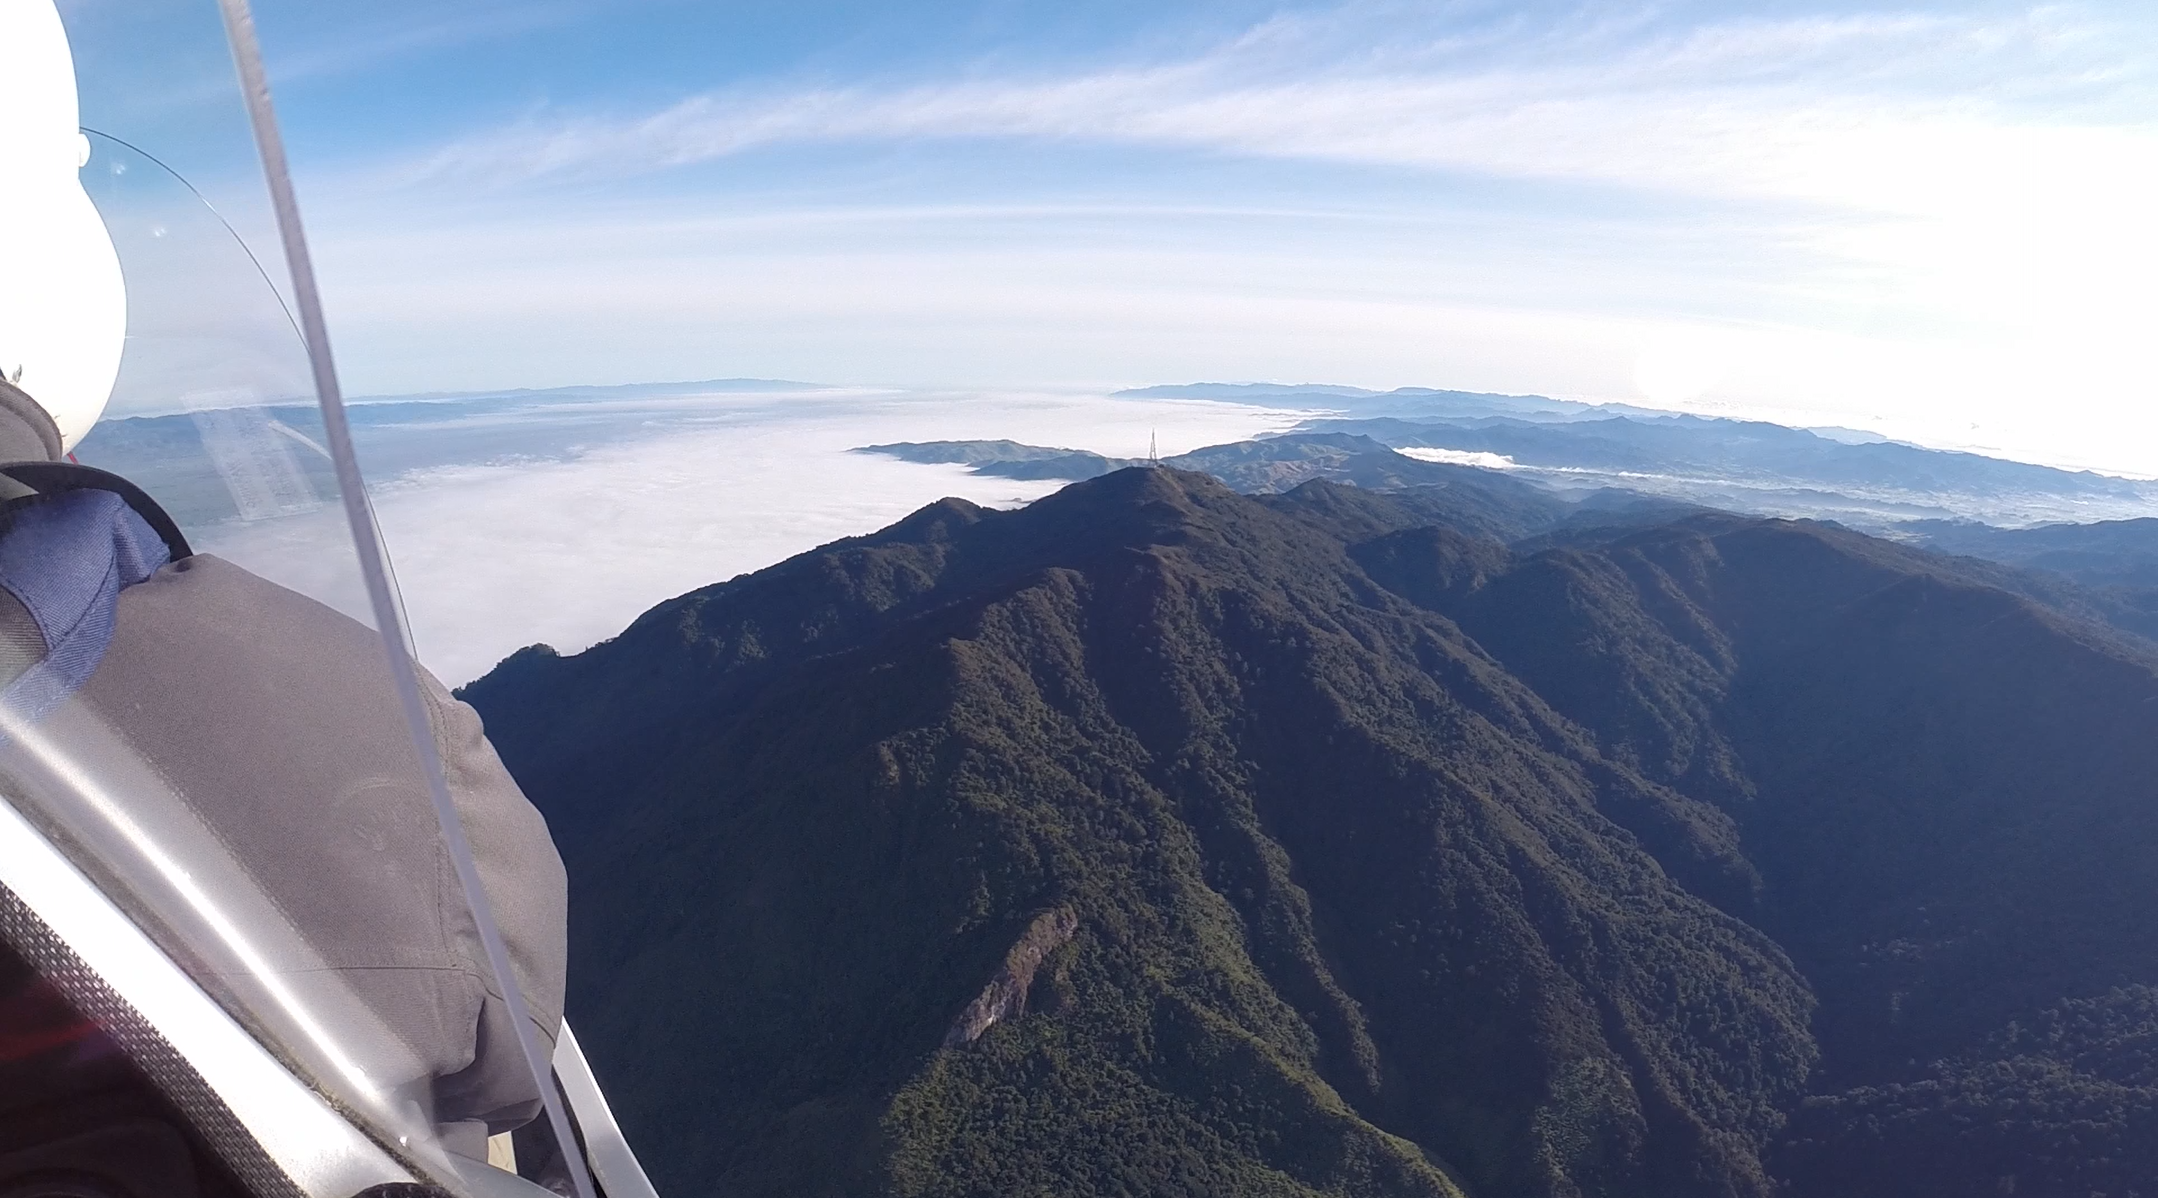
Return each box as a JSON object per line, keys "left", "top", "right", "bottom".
{"left": 0, "top": 489, "right": 173, "bottom": 725}
{"left": 0, "top": 461, "right": 193, "bottom": 562}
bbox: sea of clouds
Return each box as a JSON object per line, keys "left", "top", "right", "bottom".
{"left": 193, "top": 386, "right": 1315, "bottom": 684}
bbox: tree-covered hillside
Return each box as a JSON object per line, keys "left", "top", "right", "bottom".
{"left": 463, "top": 468, "right": 2158, "bottom": 1198}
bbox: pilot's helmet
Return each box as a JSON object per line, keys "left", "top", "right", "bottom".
{"left": 0, "top": 0, "right": 128, "bottom": 452}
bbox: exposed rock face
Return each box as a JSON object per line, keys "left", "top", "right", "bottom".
{"left": 943, "top": 908, "right": 1078, "bottom": 1047}
{"left": 465, "top": 469, "right": 2158, "bottom": 1198}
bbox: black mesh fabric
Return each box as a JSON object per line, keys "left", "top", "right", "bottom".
{"left": 0, "top": 884, "right": 304, "bottom": 1198}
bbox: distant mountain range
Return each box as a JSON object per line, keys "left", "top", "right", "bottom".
{"left": 879, "top": 382, "right": 2158, "bottom": 529}
{"left": 80, "top": 376, "right": 2158, "bottom": 535}
{"left": 858, "top": 432, "right": 2158, "bottom": 645}
{"left": 863, "top": 432, "right": 1685, "bottom": 539}
{"left": 1114, "top": 381, "right": 1673, "bottom": 423}
{"left": 465, "top": 466, "right": 2158, "bottom": 1198}
{"left": 1308, "top": 413, "right": 2156, "bottom": 527}
{"left": 1902, "top": 517, "right": 2158, "bottom": 590}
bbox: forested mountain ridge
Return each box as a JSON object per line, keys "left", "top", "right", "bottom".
{"left": 463, "top": 468, "right": 2158, "bottom": 1198}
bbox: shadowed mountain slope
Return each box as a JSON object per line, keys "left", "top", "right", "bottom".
{"left": 465, "top": 468, "right": 2158, "bottom": 1198}
{"left": 1907, "top": 515, "right": 2158, "bottom": 590}
{"left": 1361, "top": 512, "right": 2158, "bottom": 1196}
{"left": 1903, "top": 518, "right": 2158, "bottom": 644}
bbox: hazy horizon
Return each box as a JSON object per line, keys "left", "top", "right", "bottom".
{"left": 169, "top": 387, "right": 1313, "bottom": 683}
{"left": 65, "top": 0, "right": 2158, "bottom": 478}
{"left": 314, "top": 374, "right": 2158, "bottom": 484}
{"left": 70, "top": 374, "right": 2152, "bottom": 685}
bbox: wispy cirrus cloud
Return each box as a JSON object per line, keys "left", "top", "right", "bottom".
{"left": 388, "top": 3, "right": 2158, "bottom": 218}
{"left": 294, "top": 3, "right": 2158, "bottom": 477}
{"left": 266, "top": 2, "right": 594, "bottom": 89}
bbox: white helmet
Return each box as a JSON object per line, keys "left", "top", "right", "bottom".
{"left": 0, "top": 0, "right": 127, "bottom": 452}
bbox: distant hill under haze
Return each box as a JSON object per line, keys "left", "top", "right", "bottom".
{"left": 858, "top": 433, "right": 2158, "bottom": 645}
{"left": 864, "top": 387, "right": 2158, "bottom": 531}
{"left": 857, "top": 432, "right": 1609, "bottom": 540}
{"left": 463, "top": 467, "right": 2158, "bottom": 1198}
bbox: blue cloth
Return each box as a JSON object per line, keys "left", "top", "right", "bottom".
{"left": 0, "top": 489, "right": 172, "bottom": 725}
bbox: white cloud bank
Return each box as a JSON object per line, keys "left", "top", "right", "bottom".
{"left": 196, "top": 389, "right": 1311, "bottom": 684}
{"left": 1398, "top": 446, "right": 1521, "bottom": 471}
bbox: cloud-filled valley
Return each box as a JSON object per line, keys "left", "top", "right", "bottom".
{"left": 79, "top": 378, "right": 2158, "bottom": 685}
{"left": 149, "top": 386, "right": 1311, "bottom": 683}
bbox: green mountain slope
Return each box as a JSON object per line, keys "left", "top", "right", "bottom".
{"left": 464, "top": 468, "right": 2158, "bottom": 1198}
{"left": 1394, "top": 515, "right": 2158, "bottom": 1195}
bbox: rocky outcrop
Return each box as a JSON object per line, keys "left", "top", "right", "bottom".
{"left": 943, "top": 908, "right": 1078, "bottom": 1047}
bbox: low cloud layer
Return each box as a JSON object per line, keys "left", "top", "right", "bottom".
{"left": 196, "top": 389, "right": 1310, "bottom": 684}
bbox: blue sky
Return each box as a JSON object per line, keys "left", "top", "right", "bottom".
{"left": 61, "top": 0, "right": 2158, "bottom": 474}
